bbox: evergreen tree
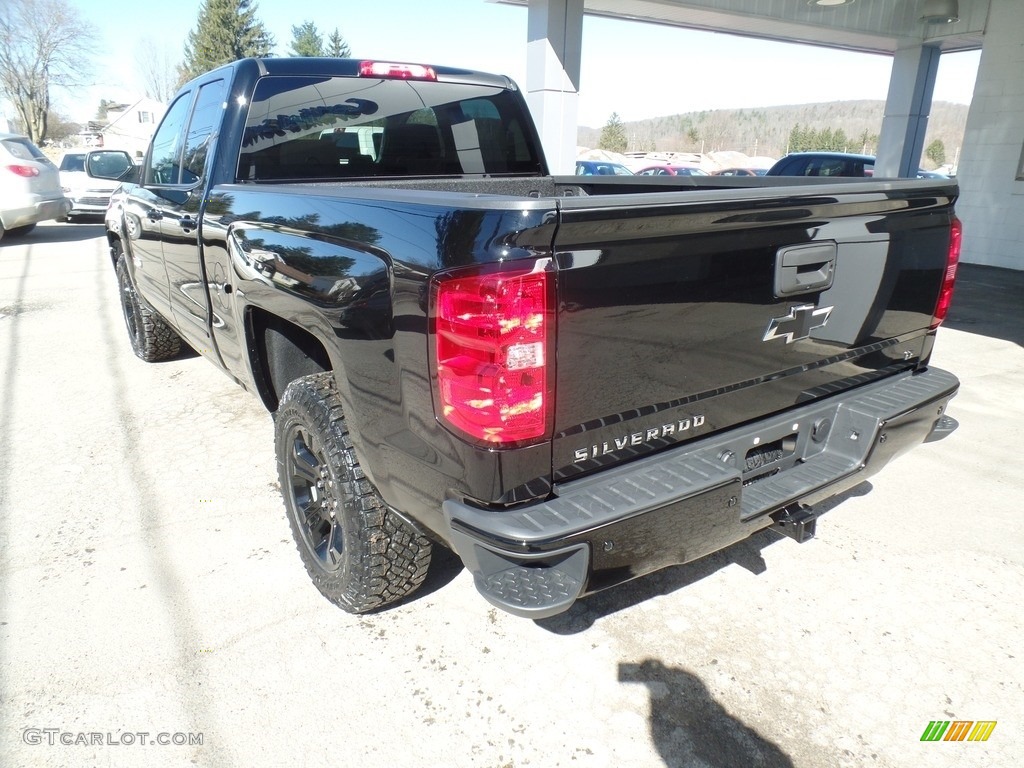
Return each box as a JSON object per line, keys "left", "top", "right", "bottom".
{"left": 925, "top": 139, "right": 946, "bottom": 167}
{"left": 833, "top": 128, "right": 849, "bottom": 152}
{"left": 178, "top": 0, "right": 274, "bottom": 85}
{"left": 788, "top": 124, "right": 807, "bottom": 153}
{"left": 326, "top": 28, "right": 351, "bottom": 58}
{"left": 289, "top": 21, "right": 323, "bottom": 56}
{"left": 858, "top": 129, "right": 879, "bottom": 155}
{"left": 599, "top": 112, "right": 627, "bottom": 153}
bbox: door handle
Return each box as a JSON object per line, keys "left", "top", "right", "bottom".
{"left": 178, "top": 215, "right": 196, "bottom": 232}
{"left": 145, "top": 208, "right": 162, "bottom": 222}
{"left": 774, "top": 242, "right": 837, "bottom": 297}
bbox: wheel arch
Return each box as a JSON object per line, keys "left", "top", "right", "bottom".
{"left": 247, "top": 307, "right": 333, "bottom": 412}
{"left": 106, "top": 230, "right": 126, "bottom": 270}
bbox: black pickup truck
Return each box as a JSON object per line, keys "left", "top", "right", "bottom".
{"left": 104, "top": 57, "right": 961, "bottom": 619}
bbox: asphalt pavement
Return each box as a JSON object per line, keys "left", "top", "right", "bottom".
{"left": 1, "top": 222, "right": 1021, "bottom": 767}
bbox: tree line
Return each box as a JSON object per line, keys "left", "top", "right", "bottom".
{"left": 0, "top": 0, "right": 354, "bottom": 144}
{"left": 587, "top": 100, "right": 968, "bottom": 168}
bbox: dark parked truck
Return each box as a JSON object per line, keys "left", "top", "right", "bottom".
{"left": 104, "top": 58, "right": 961, "bottom": 619}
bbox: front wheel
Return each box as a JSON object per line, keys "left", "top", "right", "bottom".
{"left": 274, "top": 372, "right": 432, "bottom": 613}
{"left": 115, "top": 251, "right": 182, "bottom": 362}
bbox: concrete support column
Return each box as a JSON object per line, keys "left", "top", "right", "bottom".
{"left": 955, "top": 0, "right": 1024, "bottom": 269}
{"left": 525, "top": 0, "right": 583, "bottom": 174}
{"left": 875, "top": 44, "right": 941, "bottom": 178}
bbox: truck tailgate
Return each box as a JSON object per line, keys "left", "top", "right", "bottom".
{"left": 552, "top": 182, "right": 957, "bottom": 481}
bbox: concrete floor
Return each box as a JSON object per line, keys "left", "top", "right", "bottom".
{"left": 1, "top": 223, "right": 1020, "bottom": 767}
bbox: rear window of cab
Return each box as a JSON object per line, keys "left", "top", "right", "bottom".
{"left": 237, "top": 75, "right": 543, "bottom": 181}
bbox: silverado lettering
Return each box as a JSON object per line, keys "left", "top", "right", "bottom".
{"left": 573, "top": 416, "right": 707, "bottom": 463}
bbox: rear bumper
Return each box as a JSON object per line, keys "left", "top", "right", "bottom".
{"left": 1, "top": 196, "right": 72, "bottom": 229}
{"left": 443, "top": 367, "right": 959, "bottom": 618}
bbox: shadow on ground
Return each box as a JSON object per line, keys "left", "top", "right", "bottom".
{"left": 1, "top": 222, "right": 104, "bottom": 246}
{"left": 404, "top": 542, "right": 464, "bottom": 604}
{"left": 620, "top": 659, "right": 794, "bottom": 768}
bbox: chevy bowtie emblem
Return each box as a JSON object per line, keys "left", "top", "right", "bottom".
{"left": 763, "top": 304, "right": 833, "bottom": 344}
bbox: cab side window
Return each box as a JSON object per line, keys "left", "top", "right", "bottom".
{"left": 145, "top": 92, "right": 193, "bottom": 186}
{"left": 182, "top": 80, "right": 227, "bottom": 184}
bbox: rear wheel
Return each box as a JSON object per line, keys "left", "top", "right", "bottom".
{"left": 115, "top": 251, "right": 182, "bottom": 362}
{"left": 274, "top": 372, "right": 432, "bottom": 613}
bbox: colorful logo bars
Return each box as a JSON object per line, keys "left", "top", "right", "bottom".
{"left": 920, "top": 721, "right": 997, "bottom": 742}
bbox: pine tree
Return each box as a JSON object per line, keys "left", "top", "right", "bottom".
{"left": 599, "top": 112, "right": 628, "bottom": 153}
{"left": 178, "top": 0, "right": 274, "bottom": 86}
{"left": 289, "top": 21, "right": 322, "bottom": 56}
{"left": 925, "top": 139, "right": 946, "bottom": 167}
{"left": 326, "top": 28, "right": 351, "bottom": 58}
{"left": 788, "top": 124, "right": 807, "bottom": 153}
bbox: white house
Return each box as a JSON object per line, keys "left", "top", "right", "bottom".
{"left": 101, "top": 97, "right": 167, "bottom": 158}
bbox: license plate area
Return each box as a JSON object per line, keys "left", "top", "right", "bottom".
{"left": 583, "top": 478, "right": 748, "bottom": 593}
{"left": 743, "top": 432, "right": 798, "bottom": 484}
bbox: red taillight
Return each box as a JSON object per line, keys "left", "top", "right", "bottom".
{"left": 6, "top": 164, "right": 40, "bottom": 178}
{"left": 931, "top": 216, "right": 962, "bottom": 328}
{"left": 431, "top": 261, "right": 554, "bottom": 445}
{"left": 359, "top": 61, "right": 437, "bottom": 81}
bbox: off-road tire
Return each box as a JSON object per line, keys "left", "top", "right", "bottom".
{"left": 274, "top": 372, "right": 432, "bottom": 613}
{"left": 115, "top": 251, "right": 182, "bottom": 362}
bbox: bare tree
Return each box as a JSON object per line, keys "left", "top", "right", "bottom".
{"left": 0, "top": 0, "right": 97, "bottom": 142}
{"left": 135, "top": 37, "right": 180, "bottom": 103}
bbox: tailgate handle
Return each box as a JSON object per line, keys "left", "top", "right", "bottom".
{"left": 774, "top": 242, "right": 837, "bottom": 297}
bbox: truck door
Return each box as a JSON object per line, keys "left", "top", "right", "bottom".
{"left": 122, "top": 91, "right": 194, "bottom": 318}
{"left": 160, "top": 78, "right": 227, "bottom": 351}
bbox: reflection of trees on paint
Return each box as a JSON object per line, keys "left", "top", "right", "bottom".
{"left": 242, "top": 99, "right": 379, "bottom": 146}
{"left": 241, "top": 235, "right": 357, "bottom": 278}
{"left": 226, "top": 210, "right": 382, "bottom": 249}
{"left": 434, "top": 210, "right": 486, "bottom": 268}
{"left": 204, "top": 193, "right": 235, "bottom": 217}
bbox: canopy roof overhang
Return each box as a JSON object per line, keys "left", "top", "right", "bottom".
{"left": 494, "top": 0, "right": 986, "bottom": 55}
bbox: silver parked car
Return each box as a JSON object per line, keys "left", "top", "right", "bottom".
{"left": 58, "top": 149, "right": 138, "bottom": 221}
{"left": 0, "top": 132, "right": 71, "bottom": 241}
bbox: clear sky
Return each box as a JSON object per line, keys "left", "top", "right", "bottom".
{"left": 59, "top": 0, "right": 980, "bottom": 128}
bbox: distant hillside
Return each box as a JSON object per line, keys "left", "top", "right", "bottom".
{"left": 578, "top": 100, "right": 969, "bottom": 166}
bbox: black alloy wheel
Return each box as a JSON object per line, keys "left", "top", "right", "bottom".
{"left": 274, "top": 372, "right": 432, "bottom": 613}
{"left": 283, "top": 424, "right": 345, "bottom": 572}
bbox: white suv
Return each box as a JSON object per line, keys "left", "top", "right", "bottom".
{"left": 0, "top": 133, "right": 71, "bottom": 241}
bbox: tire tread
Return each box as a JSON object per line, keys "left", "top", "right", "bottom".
{"left": 275, "top": 372, "right": 432, "bottom": 613}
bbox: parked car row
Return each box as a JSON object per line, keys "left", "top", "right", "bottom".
{"left": 0, "top": 132, "right": 139, "bottom": 242}
{"left": 575, "top": 153, "right": 949, "bottom": 180}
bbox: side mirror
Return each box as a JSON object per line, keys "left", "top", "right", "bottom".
{"left": 86, "top": 151, "right": 136, "bottom": 181}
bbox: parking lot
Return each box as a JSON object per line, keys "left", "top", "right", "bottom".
{"left": 1, "top": 221, "right": 1021, "bottom": 767}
